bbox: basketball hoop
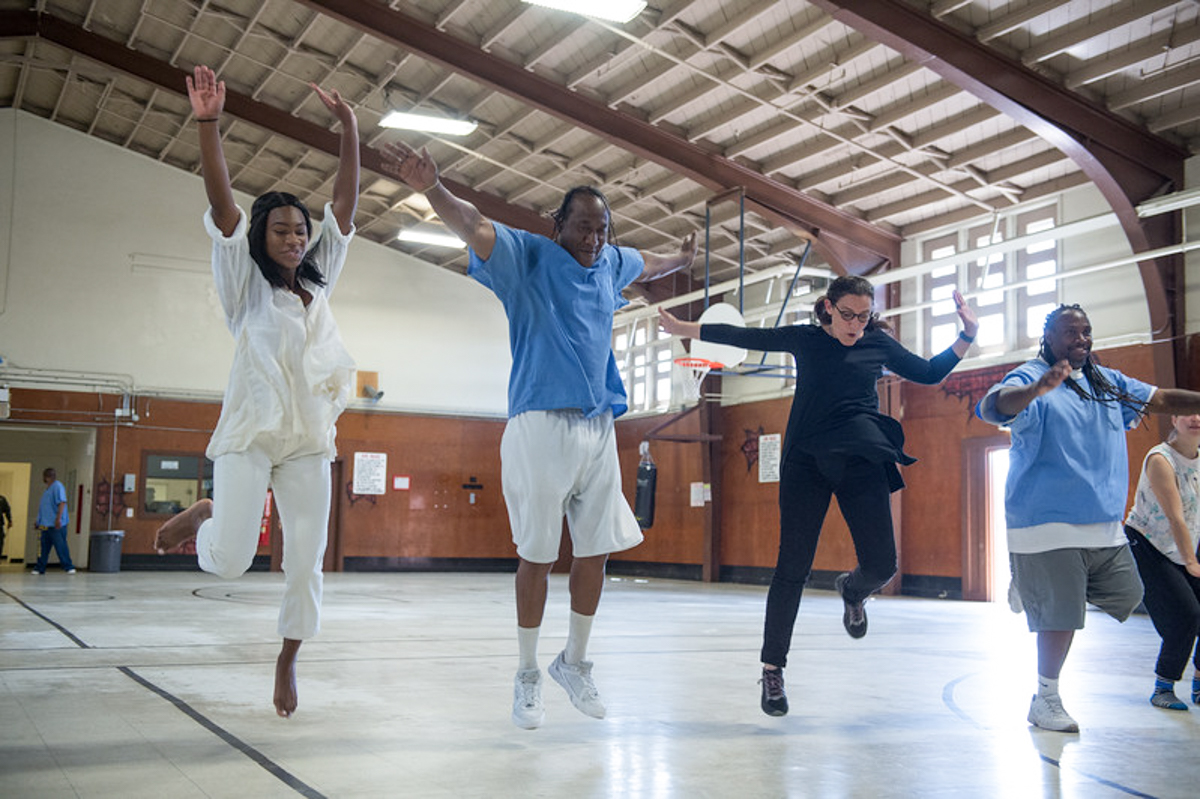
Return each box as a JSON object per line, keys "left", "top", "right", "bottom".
{"left": 674, "top": 357, "right": 723, "bottom": 401}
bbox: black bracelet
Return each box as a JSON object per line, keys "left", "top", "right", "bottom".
{"left": 958, "top": 331, "right": 975, "bottom": 343}
{"left": 196, "top": 117, "right": 219, "bottom": 123}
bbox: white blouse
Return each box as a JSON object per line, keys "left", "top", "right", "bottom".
{"left": 204, "top": 203, "right": 356, "bottom": 461}
{"left": 1126, "top": 442, "right": 1200, "bottom": 566}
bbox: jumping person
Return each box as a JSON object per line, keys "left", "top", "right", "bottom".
{"left": 152, "top": 65, "right": 359, "bottom": 718}
{"left": 381, "top": 141, "right": 695, "bottom": 729}
{"left": 1124, "top": 414, "right": 1200, "bottom": 711}
{"left": 977, "top": 304, "right": 1200, "bottom": 732}
{"left": 659, "top": 275, "right": 977, "bottom": 717}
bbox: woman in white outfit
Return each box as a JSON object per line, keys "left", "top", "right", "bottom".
{"left": 154, "top": 65, "right": 359, "bottom": 718}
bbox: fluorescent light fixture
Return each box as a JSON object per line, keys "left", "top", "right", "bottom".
{"left": 398, "top": 229, "right": 466, "bottom": 249}
{"left": 379, "top": 111, "right": 477, "bottom": 136}
{"left": 522, "top": 0, "right": 646, "bottom": 24}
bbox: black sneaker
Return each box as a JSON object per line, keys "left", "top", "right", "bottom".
{"left": 760, "top": 667, "right": 788, "bottom": 716}
{"left": 835, "top": 572, "right": 868, "bottom": 639}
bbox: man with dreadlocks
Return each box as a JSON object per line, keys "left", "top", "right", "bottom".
{"left": 976, "top": 304, "right": 1200, "bottom": 732}
{"left": 381, "top": 141, "right": 696, "bottom": 729}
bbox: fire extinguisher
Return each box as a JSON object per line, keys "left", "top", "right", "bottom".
{"left": 258, "top": 489, "right": 273, "bottom": 547}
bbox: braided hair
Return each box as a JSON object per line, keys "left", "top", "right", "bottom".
{"left": 1039, "top": 304, "right": 1147, "bottom": 417}
{"left": 248, "top": 191, "right": 326, "bottom": 290}
{"left": 551, "top": 186, "right": 617, "bottom": 244}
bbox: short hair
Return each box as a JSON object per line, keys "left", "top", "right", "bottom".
{"left": 550, "top": 186, "right": 617, "bottom": 244}
{"left": 248, "top": 192, "right": 326, "bottom": 289}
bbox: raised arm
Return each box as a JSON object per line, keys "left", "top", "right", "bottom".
{"left": 637, "top": 232, "right": 697, "bottom": 282}
{"left": 310, "top": 84, "right": 359, "bottom": 235}
{"left": 1144, "top": 452, "right": 1200, "bottom": 578}
{"left": 381, "top": 141, "right": 496, "bottom": 259}
{"left": 186, "top": 65, "right": 238, "bottom": 236}
{"left": 948, "top": 290, "right": 979, "bottom": 359}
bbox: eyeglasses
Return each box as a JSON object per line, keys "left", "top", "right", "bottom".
{"left": 831, "top": 302, "right": 873, "bottom": 323}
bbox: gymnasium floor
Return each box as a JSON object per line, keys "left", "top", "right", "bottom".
{"left": 1, "top": 569, "right": 1195, "bottom": 798}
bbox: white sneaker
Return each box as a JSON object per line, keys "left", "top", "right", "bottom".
{"left": 549, "top": 651, "right": 606, "bottom": 719}
{"left": 1028, "top": 693, "right": 1079, "bottom": 732}
{"left": 512, "top": 669, "right": 544, "bottom": 729}
{"left": 66, "top": 569, "right": 76, "bottom": 574}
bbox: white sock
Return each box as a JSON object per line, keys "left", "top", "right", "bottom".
{"left": 1037, "top": 675, "right": 1059, "bottom": 698}
{"left": 517, "top": 626, "right": 540, "bottom": 671}
{"left": 564, "top": 611, "right": 594, "bottom": 665}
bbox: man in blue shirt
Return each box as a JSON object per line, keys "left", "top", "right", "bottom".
{"left": 383, "top": 141, "right": 695, "bottom": 729}
{"left": 34, "top": 467, "right": 75, "bottom": 575}
{"left": 977, "top": 304, "right": 1200, "bottom": 732}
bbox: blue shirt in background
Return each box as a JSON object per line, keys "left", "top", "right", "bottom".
{"left": 976, "top": 359, "right": 1155, "bottom": 529}
{"left": 37, "top": 479, "right": 68, "bottom": 528}
{"left": 469, "top": 222, "right": 644, "bottom": 419}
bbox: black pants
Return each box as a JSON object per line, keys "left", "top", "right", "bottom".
{"left": 1126, "top": 526, "right": 1200, "bottom": 681}
{"left": 761, "top": 451, "right": 898, "bottom": 667}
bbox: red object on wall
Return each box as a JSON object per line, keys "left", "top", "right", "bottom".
{"left": 259, "top": 490, "right": 273, "bottom": 547}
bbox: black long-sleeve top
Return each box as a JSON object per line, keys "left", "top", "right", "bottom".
{"left": 701, "top": 323, "right": 962, "bottom": 468}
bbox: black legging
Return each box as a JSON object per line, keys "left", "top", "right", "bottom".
{"left": 1125, "top": 526, "right": 1200, "bottom": 681}
{"left": 762, "top": 451, "right": 898, "bottom": 667}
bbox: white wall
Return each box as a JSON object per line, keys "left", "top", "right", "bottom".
{"left": 0, "top": 110, "right": 511, "bottom": 417}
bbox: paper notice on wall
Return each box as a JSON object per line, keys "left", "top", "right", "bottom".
{"left": 353, "top": 452, "right": 387, "bottom": 495}
{"left": 759, "top": 433, "right": 781, "bottom": 483}
{"left": 690, "top": 481, "right": 706, "bottom": 507}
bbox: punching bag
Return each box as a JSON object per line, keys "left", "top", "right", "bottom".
{"left": 634, "top": 441, "right": 657, "bottom": 529}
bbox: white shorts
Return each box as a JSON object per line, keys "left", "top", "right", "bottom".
{"left": 500, "top": 409, "right": 643, "bottom": 563}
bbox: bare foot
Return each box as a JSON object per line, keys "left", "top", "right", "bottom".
{"left": 153, "top": 498, "right": 213, "bottom": 554}
{"left": 274, "top": 638, "right": 302, "bottom": 718}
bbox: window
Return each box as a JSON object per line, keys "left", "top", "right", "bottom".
{"left": 919, "top": 204, "right": 1059, "bottom": 357}
{"left": 1016, "top": 210, "right": 1059, "bottom": 348}
{"left": 614, "top": 317, "right": 674, "bottom": 413}
{"left": 143, "top": 452, "right": 213, "bottom": 516}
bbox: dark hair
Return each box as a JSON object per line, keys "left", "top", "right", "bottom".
{"left": 813, "top": 275, "right": 884, "bottom": 330}
{"left": 248, "top": 192, "right": 326, "bottom": 289}
{"left": 1039, "top": 304, "right": 1147, "bottom": 417}
{"left": 550, "top": 186, "right": 616, "bottom": 244}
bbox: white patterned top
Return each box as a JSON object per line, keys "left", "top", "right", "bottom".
{"left": 1126, "top": 442, "right": 1200, "bottom": 565}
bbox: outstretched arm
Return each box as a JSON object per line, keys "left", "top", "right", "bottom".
{"left": 381, "top": 141, "right": 496, "bottom": 259}
{"left": 186, "top": 66, "right": 238, "bottom": 236}
{"left": 310, "top": 84, "right": 359, "bottom": 235}
{"left": 990, "top": 360, "right": 1072, "bottom": 418}
{"left": 638, "top": 233, "right": 697, "bottom": 282}
{"left": 1145, "top": 388, "right": 1200, "bottom": 415}
{"left": 658, "top": 307, "right": 701, "bottom": 340}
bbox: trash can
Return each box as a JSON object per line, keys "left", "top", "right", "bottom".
{"left": 89, "top": 530, "right": 124, "bottom": 573}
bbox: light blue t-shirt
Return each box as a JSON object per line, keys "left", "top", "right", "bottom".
{"left": 37, "top": 479, "right": 68, "bottom": 528}
{"left": 976, "top": 359, "right": 1155, "bottom": 529}
{"left": 469, "top": 223, "right": 645, "bottom": 419}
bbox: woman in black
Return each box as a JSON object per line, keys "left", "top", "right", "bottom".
{"left": 659, "top": 275, "right": 977, "bottom": 716}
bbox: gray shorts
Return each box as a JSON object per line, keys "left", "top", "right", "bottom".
{"left": 1011, "top": 545, "right": 1144, "bottom": 631}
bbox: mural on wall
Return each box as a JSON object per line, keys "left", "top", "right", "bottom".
{"left": 741, "top": 426, "right": 764, "bottom": 473}
{"left": 940, "top": 364, "right": 1015, "bottom": 419}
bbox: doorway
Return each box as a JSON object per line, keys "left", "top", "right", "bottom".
{"left": 961, "top": 433, "right": 1011, "bottom": 601}
{"left": 986, "top": 446, "right": 1010, "bottom": 603}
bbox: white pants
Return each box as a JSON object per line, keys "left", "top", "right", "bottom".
{"left": 197, "top": 443, "right": 330, "bottom": 640}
